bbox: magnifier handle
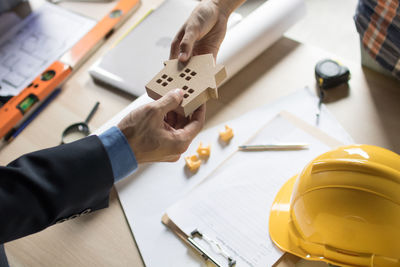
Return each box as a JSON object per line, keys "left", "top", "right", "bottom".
{"left": 85, "top": 102, "right": 100, "bottom": 124}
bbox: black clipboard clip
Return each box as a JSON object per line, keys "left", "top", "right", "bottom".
{"left": 187, "top": 229, "right": 236, "bottom": 267}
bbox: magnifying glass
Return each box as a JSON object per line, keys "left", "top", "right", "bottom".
{"left": 61, "top": 102, "right": 100, "bottom": 144}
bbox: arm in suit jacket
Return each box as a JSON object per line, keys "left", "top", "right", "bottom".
{"left": 0, "top": 136, "right": 114, "bottom": 244}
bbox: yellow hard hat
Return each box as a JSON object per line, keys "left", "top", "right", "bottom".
{"left": 269, "top": 145, "right": 400, "bottom": 267}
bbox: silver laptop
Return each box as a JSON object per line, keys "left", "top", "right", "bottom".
{"left": 89, "top": 0, "right": 242, "bottom": 96}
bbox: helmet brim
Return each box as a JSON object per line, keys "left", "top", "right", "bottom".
{"left": 269, "top": 175, "right": 358, "bottom": 267}
{"left": 269, "top": 175, "right": 300, "bottom": 257}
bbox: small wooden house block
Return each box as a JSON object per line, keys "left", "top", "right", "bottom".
{"left": 145, "top": 54, "right": 227, "bottom": 117}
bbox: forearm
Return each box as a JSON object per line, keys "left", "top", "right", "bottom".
{"left": 0, "top": 136, "right": 114, "bottom": 243}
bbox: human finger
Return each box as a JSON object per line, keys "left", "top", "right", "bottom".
{"left": 178, "top": 26, "right": 198, "bottom": 62}
{"left": 164, "top": 154, "right": 181, "bottom": 162}
{"left": 174, "top": 113, "right": 189, "bottom": 129}
{"left": 178, "top": 104, "right": 206, "bottom": 140}
{"left": 165, "top": 111, "right": 177, "bottom": 128}
{"left": 170, "top": 28, "right": 185, "bottom": 59}
{"left": 155, "top": 89, "right": 184, "bottom": 115}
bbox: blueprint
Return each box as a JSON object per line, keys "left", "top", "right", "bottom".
{"left": 0, "top": 3, "right": 95, "bottom": 97}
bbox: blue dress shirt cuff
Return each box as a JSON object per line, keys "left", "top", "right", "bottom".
{"left": 99, "top": 126, "right": 138, "bottom": 183}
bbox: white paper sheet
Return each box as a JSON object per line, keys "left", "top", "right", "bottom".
{"left": 0, "top": 3, "right": 95, "bottom": 96}
{"left": 166, "top": 114, "right": 338, "bottom": 266}
{"left": 94, "top": 87, "right": 354, "bottom": 267}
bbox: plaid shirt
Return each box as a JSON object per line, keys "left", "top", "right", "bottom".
{"left": 355, "top": 0, "right": 400, "bottom": 79}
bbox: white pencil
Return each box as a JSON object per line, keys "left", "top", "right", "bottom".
{"left": 238, "top": 143, "right": 309, "bottom": 151}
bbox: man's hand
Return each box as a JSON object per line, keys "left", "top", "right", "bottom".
{"left": 170, "top": 0, "right": 245, "bottom": 62}
{"left": 170, "top": 0, "right": 228, "bottom": 62}
{"left": 118, "top": 89, "right": 205, "bottom": 163}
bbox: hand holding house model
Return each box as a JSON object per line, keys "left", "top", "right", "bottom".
{"left": 146, "top": 54, "right": 227, "bottom": 117}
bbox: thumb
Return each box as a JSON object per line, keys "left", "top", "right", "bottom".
{"left": 156, "top": 89, "right": 184, "bottom": 114}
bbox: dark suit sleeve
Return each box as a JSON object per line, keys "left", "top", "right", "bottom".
{"left": 0, "top": 136, "right": 114, "bottom": 244}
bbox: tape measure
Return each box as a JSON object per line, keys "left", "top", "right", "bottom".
{"left": 315, "top": 59, "right": 350, "bottom": 89}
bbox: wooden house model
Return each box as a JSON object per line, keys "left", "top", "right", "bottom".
{"left": 145, "top": 54, "right": 227, "bottom": 116}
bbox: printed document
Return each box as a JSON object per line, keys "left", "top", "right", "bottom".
{"left": 0, "top": 3, "right": 95, "bottom": 97}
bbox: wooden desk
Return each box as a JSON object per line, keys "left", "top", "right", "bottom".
{"left": 1, "top": 1, "right": 399, "bottom": 266}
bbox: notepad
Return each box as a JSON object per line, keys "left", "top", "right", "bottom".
{"left": 164, "top": 112, "right": 342, "bottom": 266}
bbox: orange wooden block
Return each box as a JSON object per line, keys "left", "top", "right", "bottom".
{"left": 146, "top": 54, "right": 227, "bottom": 117}
{"left": 185, "top": 155, "right": 201, "bottom": 172}
{"left": 197, "top": 142, "right": 211, "bottom": 157}
{"left": 219, "top": 125, "right": 234, "bottom": 142}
